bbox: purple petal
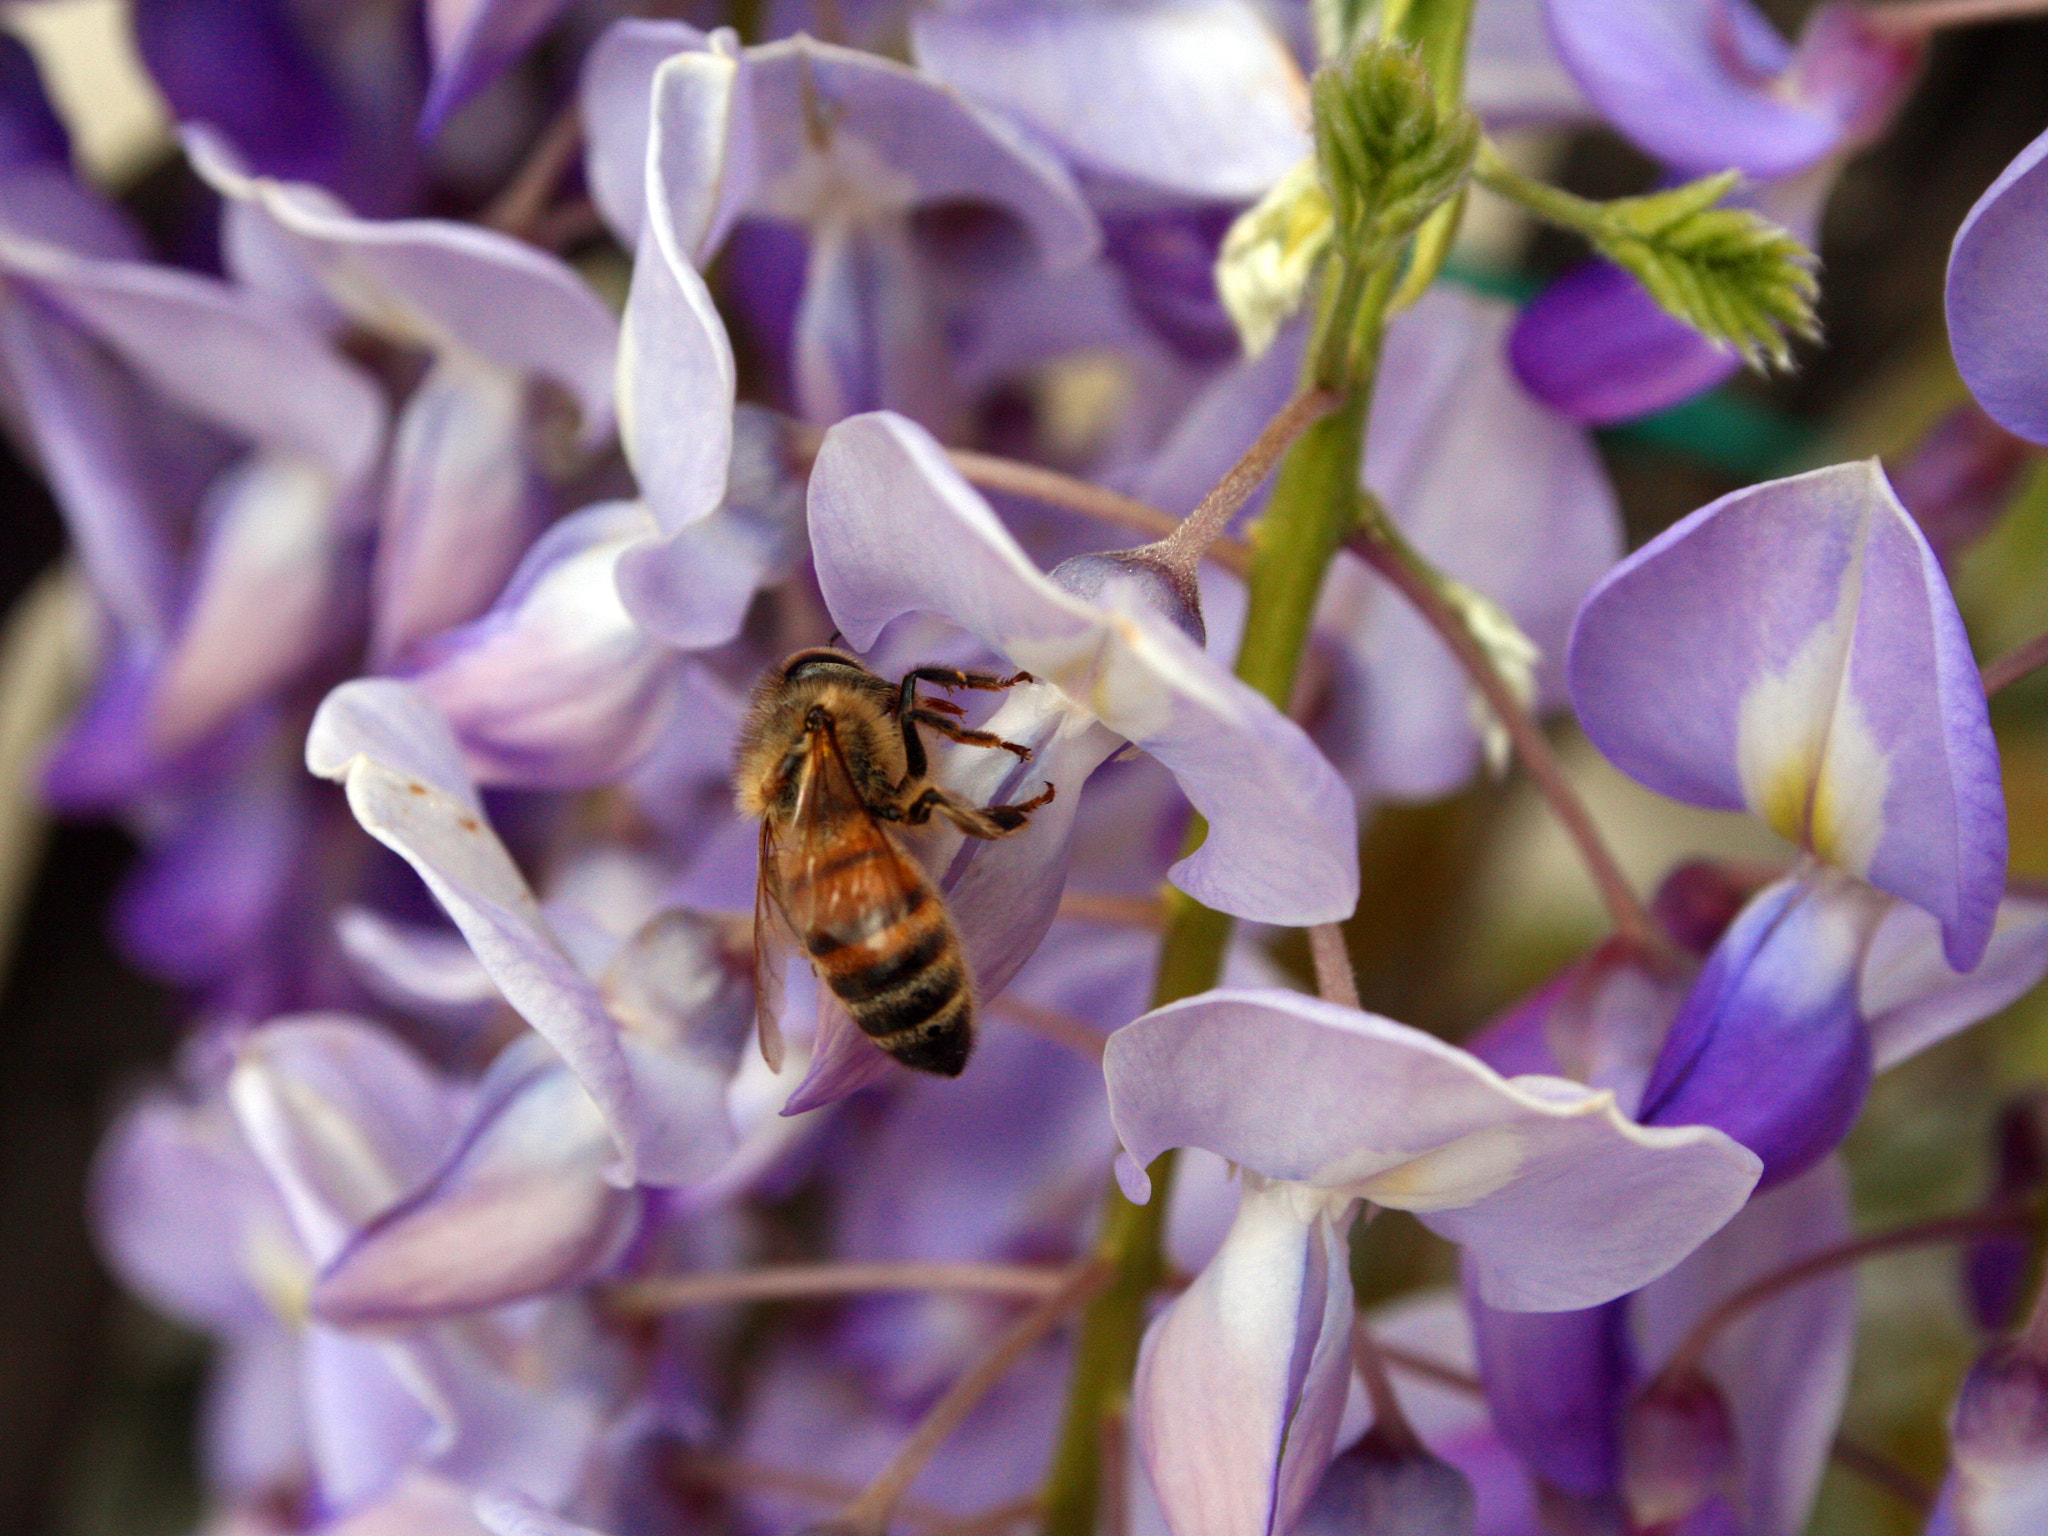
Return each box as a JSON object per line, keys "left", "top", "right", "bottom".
{"left": 617, "top": 173, "right": 738, "bottom": 534}
{"left": 0, "top": 232, "right": 385, "bottom": 482}
{"left": 1134, "top": 1183, "right": 1356, "bottom": 1536}
{"left": 1948, "top": 123, "right": 2048, "bottom": 446}
{"left": 421, "top": 0, "right": 575, "bottom": 134}
{"left": 912, "top": 0, "right": 1310, "bottom": 200}
{"left": 336, "top": 906, "right": 501, "bottom": 1025}
{"left": 1469, "top": 1295, "right": 1631, "bottom": 1498}
{"left": 810, "top": 412, "right": 1358, "bottom": 924}
{"left": 474, "top": 1491, "right": 609, "bottom": 1536}
{"left": 1944, "top": 1345, "right": 2048, "bottom": 1536}
{"left": 329, "top": 1476, "right": 497, "bottom": 1536}
{"left": 645, "top": 41, "right": 760, "bottom": 265}
{"left": 149, "top": 450, "right": 357, "bottom": 753}
{"left": 614, "top": 406, "right": 809, "bottom": 649}
{"left": 1106, "top": 987, "right": 1761, "bottom": 1309}
{"left": 302, "top": 1327, "right": 438, "bottom": 1507}
{"left": 372, "top": 357, "right": 545, "bottom": 666}
{"left": 305, "top": 680, "right": 697, "bottom": 1185}
{"left": 1332, "top": 285, "right": 1620, "bottom": 796}
{"left": 791, "top": 215, "right": 952, "bottom": 425}
{"left": 1889, "top": 405, "right": 2031, "bottom": 569}
{"left": 205, "top": 1321, "right": 310, "bottom": 1495}
{"left": 744, "top": 38, "right": 1099, "bottom": 271}
{"left": 1863, "top": 892, "right": 2048, "bottom": 1071}
{"left": 1509, "top": 259, "right": 1742, "bottom": 426}
{"left": 779, "top": 994, "right": 900, "bottom": 1117}
{"left": 0, "top": 38, "right": 70, "bottom": 172}
{"left": 1638, "top": 872, "right": 1881, "bottom": 1188}
{"left": 1568, "top": 460, "right": 2007, "bottom": 969}
{"left": 313, "top": 1044, "right": 642, "bottom": 1324}
{"left": 1635, "top": 1157, "right": 1854, "bottom": 1536}
{"left": 184, "top": 126, "right": 618, "bottom": 441}
{"left": 1544, "top": 0, "right": 1917, "bottom": 179}
{"left": 227, "top": 1015, "right": 460, "bottom": 1264}
{"left": 90, "top": 1088, "right": 281, "bottom": 1331}
{"left": 403, "top": 501, "right": 683, "bottom": 789}
{"left": 578, "top": 19, "right": 711, "bottom": 248}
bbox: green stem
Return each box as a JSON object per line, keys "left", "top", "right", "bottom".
{"left": 1470, "top": 139, "right": 1620, "bottom": 240}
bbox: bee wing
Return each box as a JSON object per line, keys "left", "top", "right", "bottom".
{"left": 782, "top": 715, "right": 929, "bottom": 950}
{"left": 752, "top": 821, "right": 793, "bottom": 1073}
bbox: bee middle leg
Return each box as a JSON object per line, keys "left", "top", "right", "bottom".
{"left": 895, "top": 666, "right": 1037, "bottom": 778}
{"left": 902, "top": 781, "right": 1056, "bottom": 839}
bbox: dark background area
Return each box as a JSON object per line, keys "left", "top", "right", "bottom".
{"left": 5, "top": 7, "right": 2048, "bottom": 1535}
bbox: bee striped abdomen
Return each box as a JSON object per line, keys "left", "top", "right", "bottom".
{"left": 803, "top": 869, "right": 973, "bottom": 1077}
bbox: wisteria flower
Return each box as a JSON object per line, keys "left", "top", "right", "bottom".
{"left": 1104, "top": 986, "right": 1760, "bottom": 1536}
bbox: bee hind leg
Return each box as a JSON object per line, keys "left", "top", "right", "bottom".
{"left": 902, "top": 781, "right": 1056, "bottom": 838}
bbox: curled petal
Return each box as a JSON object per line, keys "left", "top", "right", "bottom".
{"left": 1107, "top": 988, "right": 1760, "bottom": 1310}
{"left": 306, "top": 680, "right": 699, "bottom": 1185}
{"left": 404, "top": 501, "right": 681, "bottom": 788}
{"left": 313, "top": 1044, "right": 643, "bottom": 1324}
{"left": 1569, "top": 460, "right": 2006, "bottom": 969}
{"left": 1545, "top": 0, "right": 1917, "bottom": 179}
{"left": 1638, "top": 872, "right": 1881, "bottom": 1187}
{"left": 185, "top": 126, "right": 618, "bottom": 440}
{"left": 1949, "top": 124, "right": 2048, "bottom": 447}
{"left": 337, "top": 907, "right": 500, "bottom": 1025}
{"left": 582, "top": 21, "right": 704, "bottom": 246}
{"left": 912, "top": 0, "right": 1310, "bottom": 200}
{"left": 1135, "top": 1182, "right": 1356, "bottom": 1536}
{"left": 810, "top": 412, "right": 1357, "bottom": 924}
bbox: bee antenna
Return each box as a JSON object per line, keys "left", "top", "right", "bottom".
{"left": 826, "top": 628, "right": 848, "bottom": 650}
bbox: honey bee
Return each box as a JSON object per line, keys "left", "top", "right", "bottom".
{"left": 734, "top": 647, "right": 1056, "bottom": 1077}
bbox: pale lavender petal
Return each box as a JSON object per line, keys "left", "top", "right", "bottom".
{"left": 617, "top": 198, "right": 737, "bottom": 534}
{"left": 646, "top": 41, "right": 759, "bottom": 264}
{"left": 1638, "top": 872, "right": 1881, "bottom": 1187}
{"left": 306, "top": 680, "right": 696, "bottom": 1185}
{"left": 810, "top": 412, "right": 1358, "bottom": 924}
{"left": 90, "top": 1089, "right": 281, "bottom": 1330}
{"left": 149, "top": 450, "right": 356, "bottom": 753}
{"left": 1544, "top": 0, "right": 1917, "bottom": 179}
{"left": 1332, "top": 285, "right": 1620, "bottom": 796}
{"left": 206, "top": 1321, "right": 309, "bottom": 1495}
{"left": 613, "top": 405, "right": 809, "bottom": 649}
{"left": 184, "top": 126, "right": 619, "bottom": 439}
{"left": 421, "top": 0, "right": 574, "bottom": 133}
{"left": 313, "top": 1044, "right": 641, "bottom": 1323}
{"left": 227, "top": 1015, "right": 460, "bottom": 1264}
{"left": 579, "top": 19, "right": 710, "bottom": 247}
{"left": 401, "top": 1330, "right": 608, "bottom": 1505}
{"left": 0, "top": 164, "right": 146, "bottom": 261}
{"left": 790, "top": 215, "right": 951, "bottom": 425}
{"left": 474, "top": 1491, "right": 608, "bottom": 1536}
{"left": 1863, "top": 893, "right": 2048, "bottom": 1071}
{"left": 1106, "top": 988, "right": 1760, "bottom": 1309}
{"left": 1948, "top": 124, "right": 2048, "bottom": 446}
{"left": 779, "top": 995, "right": 900, "bottom": 1117}
{"left": 336, "top": 907, "right": 501, "bottom": 1025}
{"left": 746, "top": 37, "right": 1099, "bottom": 271}
{"left": 912, "top": 0, "right": 1310, "bottom": 200}
{"left": 1635, "top": 1158, "right": 1854, "bottom": 1536}
{"left": 0, "top": 233, "right": 385, "bottom": 482}
{"left": 1134, "top": 1183, "right": 1355, "bottom": 1536}
{"left": 403, "top": 501, "right": 683, "bottom": 789}
{"left": 372, "top": 356, "right": 544, "bottom": 666}
{"left": 302, "top": 1327, "right": 438, "bottom": 1508}
{"left": 329, "top": 1476, "right": 495, "bottom": 1536}
{"left": 1568, "top": 460, "right": 2007, "bottom": 969}
{"left": 1467, "top": 0, "right": 1590, "bottom": 125}
{"left": 0, "top": 289, "right": 182, "bottom": 638}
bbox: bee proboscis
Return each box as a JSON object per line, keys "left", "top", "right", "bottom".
{"left": 733, "top": 647, "right": 1056, "bottom": 1077}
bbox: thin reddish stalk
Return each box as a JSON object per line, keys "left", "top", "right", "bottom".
{"left": 1345, "top": 517, "right": 1658, "bottom": 952}
{"left": 1983, "top": 626, "right": 2048, "bottom": 695}
{"left": 1152, "top": 389, "right": 1340, "bottom": 584}
{"left": 1055, "top": 892, "right": 1167, "bottom": 930}
{"left": 993, "top": 997, "right": 1110, "bottom": 1063}
{"left": 609, "top": 1261, "right": 1075, "bottom": 1313}
{"left": 834, "top": 1261, "right": 1110, "bottom": 1536}
{"left": 1351, "top": 1318, "right": 1424, "bottom": 1453}
{"left": 1866, "top": 0, "right": 2048, "bottom": 35}
{"left": 671, "top": 1452, "right": 959, "bottom": 1530}
{"left": 1309, "top": 922, "right": 1360, "bottom": 1009}
{"left": 1831, "top": 1435, "right": 1934, "bottom": 1513}
{"left": 1377, "top": 1342, "right": 1483, "bottom": 1396}
{"left": 486, "top": 102, "right": 585, "bottom": 238}
{"left": 1659, "top": 1206, "right": 2032, "bottom": 1383}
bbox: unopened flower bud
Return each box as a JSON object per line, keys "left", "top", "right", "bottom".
{"left": 1964, "top": 1096, "right": 2048, "bottom": 1332}
{"left": 1294, "top": 1425, "right": 1477, "bottom": 1536}
{"left": 1887, "top": 403, "right": 2029, "bottom": 570}
{"left": 1621, "top": 1369, "right": 1735, "bottom": 1530}
{"left": 1954, "top": 1344, "right": 2048, "bottom": 1467}
{"left": 1050, "top": 548, "right": 1206, "bottom": 645}
{"left": 1649, "top": 860, "right": 1780, "bottom": 957}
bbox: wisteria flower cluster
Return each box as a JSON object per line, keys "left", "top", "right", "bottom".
{"left": 12, "top": 1, "right": 2048, "bottom": 1535}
